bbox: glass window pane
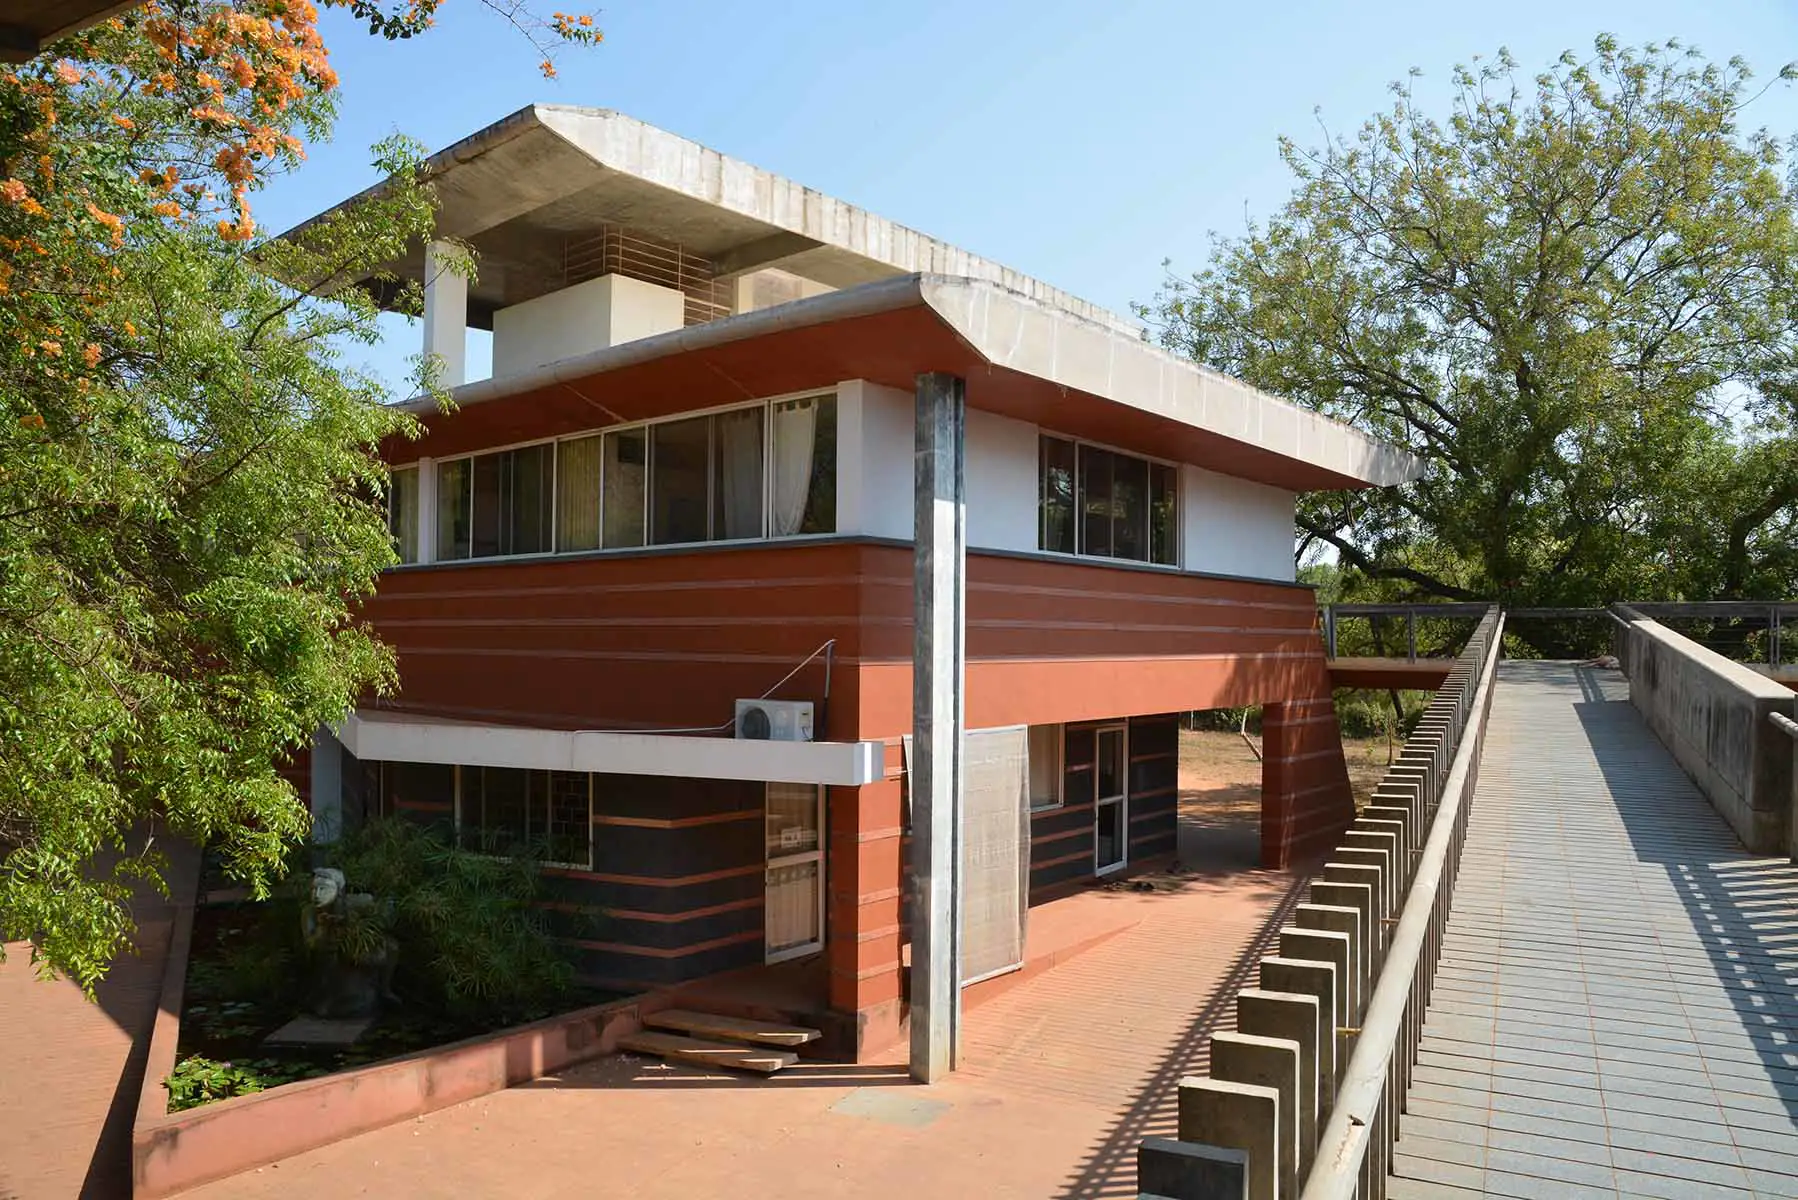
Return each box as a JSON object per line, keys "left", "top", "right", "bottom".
{"left": 1095, "top": 800, "right": 1125, "bottom": 870}
{"left": 766, "top": 782, "right": 821, "bottom": 858}
{"left": 1039, "top": 436, "right": 1075, "bottom": 554}
{"left": 509, "top": 443, "right": 553, "bottom": 555}
{"left": 1113, "top": 453, "right": 1149, "bottom": 562}
{"left": 388, "top": 466, "right": 419, "bottom": 564}
{"left": 1096, "top": 728, "right": 1125, "bottom": 800}
{"left": 1027, "top": 725, "right": 1061, "bottom": 808}
{"left": 470, "top": 452, "right": 504, "bottom": 558}
{"left": 466, "top": 766, "right": 531, "bottom": 853}
{"left": 772, "top": 395, "right": 836, "bottom": 536}
{"left": 712, "top": 407, "right": 765, "bottom": 541}
{"left": 436, "top": 458, "right": 470, "bottom": 561}
{"left": 1079, "top": 445, "right": 1114, "bottom": 558}
{"left": 556, "top": 436, "right": 602, "bottom": 552}
{"left": 385, "top": 761, "right": 454, "bottom": 812}
{"left": 651, "top": 416, "right": 712, "bottom": 544}
{"left": 1150, "top": 463, "right": 1178, "bottom": 566}
{"left": 545, "top": 771, "right": 590, "bottom": 867}
{"left": 603, "top": 429, "right": 646, "bottom": 548}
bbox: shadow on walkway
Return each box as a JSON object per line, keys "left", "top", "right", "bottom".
{"left": 1046, "top": 869, "right": 1310, "bottom": 1199}
{"left": 1571, "top": 688, "right": 1798, "bottom": 1130}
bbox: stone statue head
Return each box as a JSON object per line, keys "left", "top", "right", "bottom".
{"left": 310, "top": 867, "right": 345, "bottom": 909}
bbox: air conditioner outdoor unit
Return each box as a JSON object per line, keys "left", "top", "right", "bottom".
{"left": 734, "top": 698, "right": 814, "bottom": 742}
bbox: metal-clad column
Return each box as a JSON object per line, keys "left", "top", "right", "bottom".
{"left": 911, "top": 371, "right": 966, "bottom": 1083}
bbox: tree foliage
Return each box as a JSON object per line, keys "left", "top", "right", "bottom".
{"left": 1145, "top": 38, "right": 1798, "bottom": 609}
{"left": 0, "top": 0, "right": 595, "bottom": 990}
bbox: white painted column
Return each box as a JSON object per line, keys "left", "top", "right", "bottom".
{"left": 422, "top": 240, "right": 467, "bottom": 389}
{"left": 910, "top": 371, "right": 966, "bottom": 1083}
{"left": 416, "top": 456, "right": 437, "bottom": 565}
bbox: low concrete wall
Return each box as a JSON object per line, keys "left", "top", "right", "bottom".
{"left": 1616, "top": 611, "right": 1797, "bottom": 854}
{"left": 133, "top": 990, "right": 646, "bottom": 1197}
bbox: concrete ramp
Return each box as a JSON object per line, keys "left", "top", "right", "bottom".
{"left": 1390, "top": 662, "right": 1798, "bottom": 1198}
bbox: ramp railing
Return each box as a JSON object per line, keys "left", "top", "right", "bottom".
{"left": 1137, "top": 607, "right": 1503, "bottom": 1200}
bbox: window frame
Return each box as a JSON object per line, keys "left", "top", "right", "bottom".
{"left": 417, "top": 388, "right": 838, "bottom": 566}
{"left": 1037, "top": 430, "right": 1181, "bottom": 570}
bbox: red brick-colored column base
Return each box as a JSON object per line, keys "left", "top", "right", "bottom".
{"left": 824, "top": 776, "right": 906, "bottom": 1061}
{"left": 1261, "top": 695, "right": 1355, "bottom": 869}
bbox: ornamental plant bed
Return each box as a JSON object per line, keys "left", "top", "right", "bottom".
{"left": 167, "top": 820, "right": 622, "bottom": 1112}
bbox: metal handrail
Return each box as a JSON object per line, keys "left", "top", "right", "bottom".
{"left": 1298, "top": 612, "right": 1507, "bottom": 1199}
{"left": 1772, "top": 712, "right": 1798, "bottom": 740}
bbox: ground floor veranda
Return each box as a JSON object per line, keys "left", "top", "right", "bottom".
{"left": 179, "top": 735, "right": 1385, "bottom": 1199}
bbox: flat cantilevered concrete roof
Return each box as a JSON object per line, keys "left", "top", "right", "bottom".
{"left": 291, "top": 104, "right": 1141, "bottom": 336}
{"left": 392, "top": 274, "right": 1423, "bottom": 492}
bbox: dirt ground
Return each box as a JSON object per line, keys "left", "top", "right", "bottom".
{"left": 1170, "top": 728, "right": 1393, "bottom": 874}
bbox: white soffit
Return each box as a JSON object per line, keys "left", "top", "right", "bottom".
{"left": 339, "top": 712, "right": 882, "bottom": 787}
{"left": 919, "top": 276, "right": 1423, "bottom": 488}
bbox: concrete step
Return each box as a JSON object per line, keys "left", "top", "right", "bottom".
{"left": 644, "top": 1008, "right": 821, "bottom": 1047}
{"left": 618, "top": 1030, "right": 799, "bottom": 1074}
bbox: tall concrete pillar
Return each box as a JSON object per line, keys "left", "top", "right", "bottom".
{"left": 422, "top": 240, "right": 467, "bottom": 389}
{"left": 910, "top": 371, "right": 966, "bottom": 1084}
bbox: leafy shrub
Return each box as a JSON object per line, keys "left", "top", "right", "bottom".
{"left": 164, "top": 1055, "right": 331, "bottom": 1112}
{"left": 320, "top": 818, "right": 575, "bottom": 1022}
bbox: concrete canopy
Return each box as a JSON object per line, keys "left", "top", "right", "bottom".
{"left": 0, "top": 1, "right": 135, "bottom": 61}
{"left": 392, "top": 274, "right": 1424, "bottom": 492}
{"left": 284, "top": 104, "right": 1141, "bottom": 336}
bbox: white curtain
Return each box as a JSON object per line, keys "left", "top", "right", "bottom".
{"left": 771, "top": 399, "right": 817, "bottom": 536}
{"left": 717, "top": 409, "right": 764, "bottom": 539}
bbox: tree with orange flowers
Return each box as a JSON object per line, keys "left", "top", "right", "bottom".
{"left": 0, "top": 1, "right": 597, "bottom": 989}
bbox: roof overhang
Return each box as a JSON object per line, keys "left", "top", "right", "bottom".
{"left": 390, "top": 274, "right": 1423, "bottom": 492}
{"left": 340, "top": 711, "right": 883, "bottom": 787}
{"left": 0, "top": 1, "right": 136, "bottom": 61}
{"left": 283, "top": 104, "right": 1142, "bottom": 336}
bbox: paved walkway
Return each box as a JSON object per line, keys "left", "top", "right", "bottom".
{"left": 1391, "top": 662, "right": 1798, "bottom": 1200}
{"left": 181, "top": 791, "right": 1303, "bottom": 1200}
{"left": 0, "top": 843, "right": 196, "bottom": 1200}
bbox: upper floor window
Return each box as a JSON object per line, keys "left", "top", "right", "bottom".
{"left": 436, "top": 444, "right": 554, "bottom": 562}
{"left": 1039, "top": 434, "right": 1177, "bottom": 566}
{"left": 423, "top": 393, "right": 837, "bottom": 564}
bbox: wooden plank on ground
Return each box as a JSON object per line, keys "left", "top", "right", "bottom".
{"left": 643, "top": 1009, "right": 821, "bottom": 1047}
{"left": 618, "top": 1031, "right": 798, "bottom": 1074}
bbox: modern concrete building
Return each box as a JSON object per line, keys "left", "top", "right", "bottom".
{"left": 287, "top": 105, "right": 1422, "bottom": 1060}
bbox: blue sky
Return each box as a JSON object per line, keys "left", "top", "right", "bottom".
{"left": 260, "top": 0, "right": 1798, "bottom": 392}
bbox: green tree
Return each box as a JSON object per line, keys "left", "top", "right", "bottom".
{"left": 1144, "top": 38, "right": 1798, "bottom": 610}
{"left": 0, "top": 0, "right": 595, "bottom": 990}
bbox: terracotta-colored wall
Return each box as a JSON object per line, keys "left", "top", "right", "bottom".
{"left": 854, "top": 545, "right": 1334, "bottom": 736}
{"left": 360, "top": 542, "right": 866, "bottom": 738}
{"left": 1261, "top": 696, "right": 1356, "bottom": 869}
{"left": 359, "top": 540, "right": 1332, "bottom": 741}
